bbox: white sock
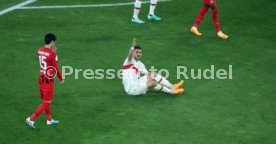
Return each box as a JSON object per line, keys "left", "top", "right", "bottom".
{"left": 154, "top": 74, "right": 174, "bottom": 89}
{"left": 153, "top": 84, "right": 172, "bottom": 94}
{"left": 149, "top": 0, "right": 158, "bottom": 15}
{"left": 133, "top": 0, "right": 142, "bottom": 19}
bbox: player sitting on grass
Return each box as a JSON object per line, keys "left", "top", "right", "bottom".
{"left": 122, "top": 38, "right": 184, "bottom": 96}
{"left": 132, "top": 0, "right": 161, "bottom": 24}
{"left": 190, "top": 0, "right": 229, "bottom": 39}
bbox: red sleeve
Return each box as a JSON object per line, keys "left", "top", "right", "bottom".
{"left": 52, "top": 52, "right": 63, "bottom": 81}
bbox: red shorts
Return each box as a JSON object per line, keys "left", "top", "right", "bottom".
{"left": 38, "top": 74, "right": 54, "bottom": 101}
{"left": 204, "top": 0, "right": 216, "bottom": 6}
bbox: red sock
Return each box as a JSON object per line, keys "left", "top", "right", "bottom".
{"left": 44, "top": 102, "right": 52, "bottom": 121}
{"left": 212, "top": 8, "right": 221, "bottom": 32}
{"left": 30, "top": 103, "right": 45, "bottom": 121}
{"left": 194, "top": 6, "right": 209, "bottom": 27}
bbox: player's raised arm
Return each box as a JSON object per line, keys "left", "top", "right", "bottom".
{"left": 128, "top": 38, "right": 136, "bottom": 62}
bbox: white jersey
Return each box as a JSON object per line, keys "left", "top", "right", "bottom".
{"left": 122, "top": 57, "right": 148, "bottom": 95}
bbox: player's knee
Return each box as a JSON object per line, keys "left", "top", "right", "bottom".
{"left": 147, "top": 81, "right": 157, "bottom": 88}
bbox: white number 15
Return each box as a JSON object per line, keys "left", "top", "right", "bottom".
{"left": 39, "top": 55, "right": 47, "bottom": 70}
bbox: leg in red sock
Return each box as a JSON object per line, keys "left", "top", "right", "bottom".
{"left": 193, "top": 5, "right": 209, "bottom": 27}
{"left": 211, "top": 5, "right": 229, "bottom": 39}
{"left": 30, "top": 103, "right": 45, "bottom": 121}
{"left": 211, "top": 6, "right": 221, "bottom": 32}
{"left": 44, "top": 102, "right": 53, "bottom": 121}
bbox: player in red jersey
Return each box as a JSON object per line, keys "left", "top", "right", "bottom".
{"left": 191, "top": 0, "right": 229, "bottom": 39}
{"left": 26, "top": 33, "right": 64, "bottom": 129}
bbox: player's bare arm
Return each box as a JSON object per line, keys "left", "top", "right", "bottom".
{"left": 50, "top": 47, "right": 64, "bottom": 84}
{"left": 128, "top": 38, "right": 136, "bottom": 62}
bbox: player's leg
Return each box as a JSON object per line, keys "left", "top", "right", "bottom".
{"left": 148, "top": 79, "right": 173, "bottom": 94}
{"left": 211, "top": 5, "right": 229, "bottom": 39}
{"left": 150, "top": 72, "right": 173, "bottom": 89}
{"left": 29, "top": 102, "right": 46, "bottom": 121}
{"left": 147, "top": 73, "right": 183, "bottom": 95}
{"left": 191, "top": 4, "right": 209, "bottom": 36}
{"left": 193, "top": 5, "right": 209, "bottom": 27}
{"left": 44, "top": 101, "right": 52, "bottom": 121}
{"left": 25, "top": 79, "right": 45, "bottom": 129}
{"left": 149, "top": 72, "right": 184, "bottom": 90}
{"left": 148, "top": 0, "right": 161, "bottom": 21}
{"left": 26, "top": 102, "right": 45, "bottom": 129}
{"left": 211, "top": 5, "right": 220, "bottom": 32}
{"left": 132, "top": 0, "right": 145, "bottom": 24}
{"left": 44, "top": 101, "right": 59, "bottom": 125}
{"left": 26, "top": 95, "right": 50, "bottom": 128}
{"left": 44, "top": 83, "right": 59, "bottom": 125}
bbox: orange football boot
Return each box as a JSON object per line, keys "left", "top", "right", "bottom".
{"left": 217, "top": 31, "right": 229, "bottom": 39}
{"left": 191, "top": 27, "right": 202, "bottom": 36}
{"left": 173, "top": 88, "right": 184, "bottom": 95}
{"left": 173, "top": 80, "right": 184, "bottom": 90}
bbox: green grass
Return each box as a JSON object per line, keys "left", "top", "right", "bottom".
{"left": 0, "top": 0, "right": 275, "bottom": 144}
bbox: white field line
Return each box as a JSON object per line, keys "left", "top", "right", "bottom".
{"left": 0, "top": 0, "right": 37, "bottom": 16}
{"left": 19, "top": 0, "right": 171, "bottom": 10}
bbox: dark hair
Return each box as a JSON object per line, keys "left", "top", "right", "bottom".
{"left": 44, "top": 33, "right": 56, "bottom": 44}
{"left": 134, "top": 45, "right": 142, "bottom": 50}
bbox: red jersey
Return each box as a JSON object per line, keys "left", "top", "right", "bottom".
{"left": 37, "top": 48, "right": 62, "bottom": 81}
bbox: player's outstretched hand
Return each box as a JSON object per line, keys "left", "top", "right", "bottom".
{"left": 132, "top": 38, "right": 136, "bottom": 47}
{"left": 60, "top": 79, "right": 64, "bottom": 85}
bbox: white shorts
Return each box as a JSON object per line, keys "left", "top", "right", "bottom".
{"left": 125, "top": 76, "right": 148, "bottom": 96}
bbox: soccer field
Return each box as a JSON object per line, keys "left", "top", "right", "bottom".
{"left": 0, "top": 0, "right": 275, "bottom": 143}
